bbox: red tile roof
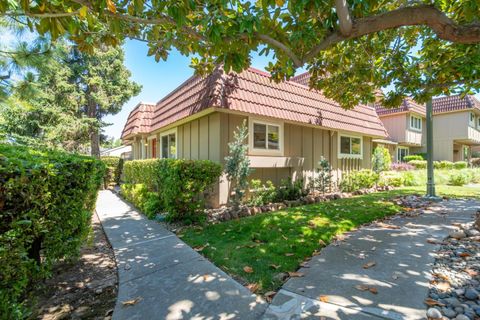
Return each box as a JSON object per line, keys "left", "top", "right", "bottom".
{"left": 121, "top": 102, "right": 155, "bottom": 139}
{"left": 432, "top": 95, "right": 480, "bottom": 114}
{"left": 122, "top": 67, "right": 388, "bottom": 140}
{"left": 375, "top": 98, "right": 426, "bottom": 117}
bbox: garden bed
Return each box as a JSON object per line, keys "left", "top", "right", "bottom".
{"left": 28, "top": 213, "right": 117, "bottom": 320}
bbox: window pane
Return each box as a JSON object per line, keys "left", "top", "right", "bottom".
{"left": 253, "top": 123, "right": 266, "bottom": 149}
{"left": 161, "top": 136, "right": 168, "bottom": 158}
{"left": 351, "top": 138, "right": 361, "bottom": 154}
{"left": 267, "top": 125, "right": 279, "bottom": 150}
{"left": 168, "top": 134, "right": 176, "bottom": 158}
{"left": 340, "top": 137, "right": 350, "bottom": 154}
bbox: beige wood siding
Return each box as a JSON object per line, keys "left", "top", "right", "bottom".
{"left": 379, "top": 114, "right": 407, "bottom": 143}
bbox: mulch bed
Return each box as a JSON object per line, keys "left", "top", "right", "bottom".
{"left": 28, "top": 213, "right": 118, "bottom": 320}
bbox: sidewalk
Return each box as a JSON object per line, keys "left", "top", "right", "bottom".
{"left": 95, "top": 190, "right": 266, "bottom": 320}
{"left": 263, "top": 199, "right": 480, "bottom": 320}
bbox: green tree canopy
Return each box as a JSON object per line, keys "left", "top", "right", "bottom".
{"left": 1, "top": 0, "right": 479, "bottom": 107}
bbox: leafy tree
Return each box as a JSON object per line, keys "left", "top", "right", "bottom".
{"left": 372, "top": 145, "right": 392, "bottom": 173}
{"left": 224, "top": 121, "right": 251, "bottom": 207}
{"left": 312, "top": 157, "right": 333, "bottom": 195}
{"left": 1, "top": 1, "right": 479, "bottom": 107}
{"left": 0, "top": 42, "right": 140, "bottom": 155}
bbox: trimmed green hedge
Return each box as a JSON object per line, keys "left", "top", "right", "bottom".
{"left": 101, "top": 156, "right": 124, "bottom": 185}
{"left": 403, "top": 155, "right": 424, "bottom": 162}
{"left": 339, "top": 169, "right": 379, "bottom": 192}
{"left": 0, "top": 144, "right": 104, "bottom": 318}
{"left": 122, "top": 159, "right": 222, "bottom": 223}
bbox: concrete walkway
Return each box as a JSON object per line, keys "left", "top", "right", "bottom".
{"left": 95, "top": 190, "right": 266, "bottom": 320}
{"left": 263, "top": 199, "right": 480, "bottom": 320}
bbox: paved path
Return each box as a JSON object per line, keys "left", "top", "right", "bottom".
{"left": 95, "top": 190, "right": 266, "bottom": 320}
{"left": 263, "top": 199, "right": 480, "bottom": 320}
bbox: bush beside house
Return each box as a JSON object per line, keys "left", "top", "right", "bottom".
{"left": 100, "top": 156, "right": 124, "bottom": 186}
{"left": 0, "top": 144, "right": 104, "bottom": 318}
{"left": 121, "top": 159, "right": 222, "bottom": 223}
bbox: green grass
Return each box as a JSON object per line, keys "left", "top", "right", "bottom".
{"left": 179, "top": 185, "right": 479, "bottom": 294}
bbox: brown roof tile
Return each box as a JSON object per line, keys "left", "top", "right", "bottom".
{"left": 121, "top": 102, "right": 155, "bottom": 139}
{"left": 122, "top": 67, "right": 388, "bottom": 140}
{"left": 375, "top": 98, "right": 426, "bottom": 117}
{"left": 432, "top": 95, "right": 480, "bottom": 114}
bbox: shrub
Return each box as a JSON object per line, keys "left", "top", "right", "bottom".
{"left": 472, "top": 158, "right": 480, "bottom": 168}
{"left": 339, "top": 169, "right": 379, "bottom": 192}
{"left": 379, "top": 172, "right": 404, "bottom": 187}
{"left": 101, "top": 156, "right": 124, "bottom": 186}
{"left": 122, "top": 159, "right": 222, "bottom": 223}
{"left": 390, "top": 162, "right": 415, "bottom": 171}
{"left": 248, "top": 180, "right": 276, "bottom": 206}
{"left": 311, "top": 157, "right": 333, "bottom": 195}
{"left": 402, "top": 171, "right": 423, "bottom": 186}
{"left": 434, "top": 161, "right": 454, "bottom": 170}
{"left": 454, "top": 161, "right": 468, "bottom": 169}
{"left": 224, "top": 121, "right": 251, "bottom": 207}
{"left": 372, "top": 146, "right": 391, "bottom": 173}
{"left": 403, "top": 155, "right": 424, "bottom": 162}
{"left": 408, "top": 160, "right": 427, "bottom": 169}
{"left": 158, "top": 159, "right": 222, "bottom": 223}
{"left": 449, "top": 172, "right": 470, "bottom": 186}
{"left": 275, "top": 178, "right": 306, "bottom": 201}
{"left": 0, "top": 144, "right": 104, "bottom": 318}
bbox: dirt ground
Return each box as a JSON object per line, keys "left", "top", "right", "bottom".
{"left": 29, "top": 213, "right": 118, "bottom": 320}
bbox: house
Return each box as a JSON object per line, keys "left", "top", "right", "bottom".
{"left": 121, "top": 67, "right": 388, "bottom": 206}
{"left": 432, "top": 95, "right": 480, "bottom": 162}
{"left": 100, "top": 145, "right": 132, "bottom": 159}
{"left": 374, "top": 99, "right": 426, "bottom": 162}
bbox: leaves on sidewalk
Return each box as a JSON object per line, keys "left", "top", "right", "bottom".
{"left": 288, "top": 272, "right": 304, "bottom": 277}
{"left": 354, "top": 285, "right": 378, "bottom": 294}
{"left": 122, "top": 297, "right": 142, "bottom": 307}
{"left": 363, "top": 261, "right": 376, "bottom": 269}
{"left": 318, "top": 295, "right": 329, "bottom": 302}
{"left": 424, "top": 298, "right": 445, "bottom": 307}
{"left": 247, "top": 283, "right": 259, "bottom": 293}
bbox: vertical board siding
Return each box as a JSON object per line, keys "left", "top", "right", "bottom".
{"left": 183, "top": 123, "right": 191, "bottom": 159}
{"left": 190, "top": 120, "right": 199, "bottom": 160}
{"left": 208, "top": 113, "right": 221, "bottom": 162}
{"left": 199, "top": 116, "right": 209, "bottom": 160}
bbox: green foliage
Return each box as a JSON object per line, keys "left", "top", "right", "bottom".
{"left": 472, "top": 158, "right": 480, "bottom": 167}
{"left": 449, "top": 172, "right": 470, "bottom": 186}
{"left": 0, "top": 143, "right": 104, "bottom": 318}
{"left": 101, "top": 156, "right": 124, "bottom": 185}
{"left": 378, "top": 172, "right": 404, "bottom": 187}
{"left": 311, "top": 157, "right": 333, "bottom": 195}
{"left": 454, "top": 161, "right": 468, "bottom": 169}
{"left": 224, "top": 121, "right": 251, "bottom": 206}
{"left": 275, "top": 178, "right": 306, "bottom": 201}
{"left": 403, "top": 155, "right": 424, "bottom": 162}
{"left": 434, "top": 160, "right": 454, "bottom": 169}
{"left": 372, "top": 146, "right": 392, "bottom": 173}
{"left": 340, "top": 170, "right": 379, "bottom": 192}
{"left": 408, "top": 160, "right": 427, "bottom": 169}
{"left": 248, "top": 179, "right": 277, "bottom": 206}
{"left": 3, "top": 1, "right": 479, "bottom": 108}
{"left": 121, "top": 159, "right": 222, "bottom": 223}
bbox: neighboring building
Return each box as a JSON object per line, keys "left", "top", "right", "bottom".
{"left": 432, "top": 95, "right": 480, "bottom": 162}
{"left": 121, "top": 67, "right": 388, "bottom": 206}
{"left": 374, "top": 99, "right": 426, "bottom": 162}
{"left": 100, "top": 145, "right": 132, "bottom": 159}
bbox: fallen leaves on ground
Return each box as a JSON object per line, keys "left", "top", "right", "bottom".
{"left": 318, "top": 295, "right": 329, "bottom": 302}
{"left": 243, "top": 266, "right": 254, "bottom": 273}
{"left": 285, "top": 253, "right": 294, "bottom": 257}
{"left": 363, "top": 261, "right": 376, "bottom": 269}
{"left": 459, "top": 252, "right": 471, "bottom": 258}
{"left": 354, "top": 285, "right": 378, "bottom": 294}
{"left": 288, "top": 272, "right": 304, "bottom": 277}
{"left": 269, "top": 264, "right": 280, "bottom": 269}
{"left": 436, "top": 282, "right": 451, "bottom": 292}
{"left": 194, "top": 246, "right": 205, "bottom": 251}
{"left": 247, "top": 283, "right": 259, "bottom": 293}
{"left": 122, "top": 297, "right": 142, "bottom": 307}
{"left": 299, "top": 262, "right": 310, "bottom": 268}
{"left": 424, "top": 298, "right": 445, "bottom": 307}
{"left": 265, "top": 291, "right": 276, "bottom": 302}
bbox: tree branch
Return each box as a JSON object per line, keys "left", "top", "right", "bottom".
{"left": 335, "top": 0, "right": 352, "bottom": 36}
{"left": 304, "top": 5, "right": 480, "bottom": 63}
{"left": 256, "top": 33, "right": 302, "bottom": 67}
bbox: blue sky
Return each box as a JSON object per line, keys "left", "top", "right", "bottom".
{"left": 103, "top": 40, "right": 278, "bottom": 139}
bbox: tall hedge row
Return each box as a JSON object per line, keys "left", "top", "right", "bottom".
{"left": 0, "top": 144, "right": 105, "bottom": 318}
{"left": 121, "top": 159, "right": 222, "bottom": 222}
{"left": 101, "top": 156, "right": 124, "bottom": 186}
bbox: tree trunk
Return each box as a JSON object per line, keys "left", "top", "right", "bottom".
{"left": 87, "top": 99, "right": 100, "bottom": 158}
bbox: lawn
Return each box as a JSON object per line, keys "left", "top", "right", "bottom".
{"left": 179, "top": 185, "right": 479, "bottom": 295}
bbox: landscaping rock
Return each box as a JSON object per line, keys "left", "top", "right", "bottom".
{"left": 464, "top": 289, "right": 479, "bottom": 300}
{"left": 449, "top": 230, "right": 466, "bottom": 239}
{"left": 427, "top": 307, "right": 443, "bottom": 319}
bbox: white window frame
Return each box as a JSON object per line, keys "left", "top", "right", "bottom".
{"left": 248, "top": 117, "right": 284, "bottom": 156}
{"left": 160, "top": 128, "right": 178, "bottom": 159}
{"left": 338, "top": 134, "right": 363, "bottom": 159}
{"left": 396, "top": 146, "right": 409, "bottom": 162}
{"left": 477, "top": 117, "right": 480, "bottom": 129}
{"left": 409, "top": 114, "right": 422, "bottom": 132}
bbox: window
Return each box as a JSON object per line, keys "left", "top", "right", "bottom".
{"left": 410, "top": 115, "right": 422, "bottom": 131}
{"left": 470, "top": 112, "right": 476, "bottom": 127}
{"left": 477, "top": 117, "right": 480, "bottom": 129}
{"left": 338, "top": 135, "right": 362, "bottom": 158}
{"left": 397, "top": 147, "right": 409, "bottom": 162}
{"left": 160, "top": 130, "right": 176, "bottom": 158}
{"left": 249, "top": 118, "right": 283, "bottom": 155}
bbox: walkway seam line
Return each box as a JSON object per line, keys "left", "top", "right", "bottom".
{"left": 119, "top": 234, "right": 175, "bottom": 248}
